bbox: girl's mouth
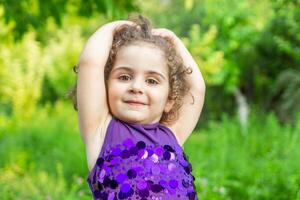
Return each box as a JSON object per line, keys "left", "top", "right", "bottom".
{"left": 125, "top": 100, "right": 146, "bottom": 106}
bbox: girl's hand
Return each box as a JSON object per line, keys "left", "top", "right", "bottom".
{"left": 151, "top": 28, "right": 181, "bottom": 46}
{"left": 78, "top": 20, "right": 136, "bottom": 66}
{"left": 100, "top": 20, "right": 136, "bottom": 33}
{"left": 152, "top": 27, "right": 206, "bottom": 91}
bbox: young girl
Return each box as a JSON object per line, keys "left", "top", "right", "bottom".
{"left": 69, "top": 14, "right": 205, "bottom": 200}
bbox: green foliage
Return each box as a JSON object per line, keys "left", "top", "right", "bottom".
{"left": 0, "top": 31, "right": 44, "bottom": 122}
{"left": 141, "top": 0, "right": 272, "bottom": 92}
{"left": 0, "top": 0, "right": 138, "bottom": 40}
{"left": 271, "top": 69, "right": 300, "bottom": 122}
{"left": 184, "top": 106, "right": 300, "bottom": 199}
{"left": 0, "top": 101, "right": 90, "bottom": 199}
{"left": 0, "top": 13, "right": 101, "bottom": 124}
{"left": 139, "top": 0, "right": 300, "bottom": 122}
{"left": 253, "top": 0, "right": 300, "bottom": 122}
{"left": 182, "top": 24, "right": 225, "bottom": 86}
{"left": 41, "top": 22, "right": 84, "bottom": 103}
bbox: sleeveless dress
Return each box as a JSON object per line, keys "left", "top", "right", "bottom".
{"left": 86, "top": 116, "right": 198, "bottom": 200}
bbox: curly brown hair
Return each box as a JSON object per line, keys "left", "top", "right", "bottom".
{"left": 65, "top": 14, "right": 193, "bottom": 125}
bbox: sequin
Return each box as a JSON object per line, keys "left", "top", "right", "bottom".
{"left": 103, "top": 164, "right": 112, "bottom": 173}
{"left": 163, "top": 144, "right": 175, "bottom": 152}
{"left": 116, "top": 173, "right": 127, "bottom": 183}
{"left": 120, "top": 149, "right": 130, "bottom": 159}
{"left": 184, "top": 166, "right": 191, "bottom": 174}
{"left": 170, "top": 152, "right": 176, "bottom": 160}
{"left": 118, "top": 187, "right": 134, "bottom": 199}
{"left": 138, "top": 189, "right": 150, "bottom": 198}
{"left": 138, "top": 149, "right": 148, "bottom": 159}
{"left": 129, "top": 146, "right": 139, "bottom": 156}
{"left": 100, "top": 191, "right": 108, "bottom": 199}
{"left": 154, "top": 146, "right": 164, "bottom": 156}
{"left": 136, "top": 141, "right": 146, "bottom": 149}
{"left": 150, "top": 154, "right": 159, "bottom": 163}
{"left": 168, "top": 188, "right": 176, "bottom": 195}
{"left": 159, "top": 179, "right": 168, "bottom": 188}
{"left": 137, "top": 181, "right": 148, "bottom": 190}
{"left": 143, "top": 159, "right": 153, "bottom": 168}
{"left": 182, "top": 179, "right": 190, "bottom": 188}
{"left": 111, "top": 147, "right": 122, "bottom": 156}
{"left": 147, "top": 180, "right": 154, "bottom": 187}
{"left": 127, "top": 169, "right": 137, "bottom": 179}
{"left": 163, "top": 151, "right": 171, "bottom": 160}
{"left": 110, "top": 157, "right": 121, "bottom": 165}
{"left": 97, "top": 182, "right": 103, "bottom": 191}
{"left": 123, "top": 138, "right": 135, "bottom": 148}
{"left": 159, "top": 165, "right": 168, "bottom": 173}
{"left": 103, "top": 176, "right": 111, "bottom": 187}
{"left": 106, "top": 154, "right": 114, "bottom": 162}
{"left": 132, "top": 165, "right": 143, "bottom": 172}
{"left": 169, "top": 179, "right": 178, "bottom": 189}
{"left": 151, "top": 184, "right": 164, "bottom": 193}
{"left": 94, "top": 190, "right": 101, "bottom": 198}
{"left": 168, "top": 163, "right": 176, "bottom": 172}
{"left": 110, "top": 179, "right": 118, "bottom": 189}
{"left": 96, "top": 157, "right": 104, "bottom": 168}
{"left": 120, "top": 183, "right": 131, "bottom": 193}
{"left": 147, "top": 148, "right": 154, "bottom": 157}
{"left": 98, "top": 169, "right": 106, "bottom": 182}
{"left": 151, "top": 165, "right": 161, "bottom": 175}
{"left": 108, "top": 192, "right": 115, "bottom": 200}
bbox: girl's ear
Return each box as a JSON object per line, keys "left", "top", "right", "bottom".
{"left": 164, "top": 99, "right": 175, "bottom": 113}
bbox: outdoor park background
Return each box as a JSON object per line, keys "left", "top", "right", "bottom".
{"left": 0, "top": 0, "right": 300, "bottom": 199}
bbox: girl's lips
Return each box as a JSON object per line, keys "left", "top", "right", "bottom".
{"left": 125, "top": 101, "right": 146, "bottom": 105}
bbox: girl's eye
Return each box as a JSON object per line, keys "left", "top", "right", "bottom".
{"left": 118, "top": 75, "right": 131, "bottom": 81}
{"left": 146, "top": 78, "right": 159, "bottom": 85}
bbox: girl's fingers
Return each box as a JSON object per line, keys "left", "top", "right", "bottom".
{"left": 152, "top": 28, "right": 178, "bottom": 44}
{"left": 102, "top": 20, "right": 136, "bottom": 33}
{"left": 152, "top": 28, "right": 168, "bottom": 37}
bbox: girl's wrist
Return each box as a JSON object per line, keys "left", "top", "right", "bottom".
{"left": 78, "top": 20, "right": 135, "bottom": 66}
{"left": 100, "top": 20, "right": 136, "bottom": 34}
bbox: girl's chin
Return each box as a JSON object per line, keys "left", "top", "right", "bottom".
{"left": 115, "top": 113, "right": 145, "bottom": 122}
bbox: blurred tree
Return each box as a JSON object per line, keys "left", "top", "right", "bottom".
{"left": 254, "top": 0, "right": 300, "bottom": 122}
{"left": 139, "top": 0, "right": 272, "bottom": 127}
{"left": 0, "top": 32, "right": 45, "bottom": 122}
{"left": 0, "top": 0, "right": 140, "bottom": 124}
{"left": 0, "top": 0, "right": 139, "bottom": 40}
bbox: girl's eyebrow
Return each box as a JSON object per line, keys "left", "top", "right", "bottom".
{"left": 112, "top": 66, "right": 166, "bottom": 80}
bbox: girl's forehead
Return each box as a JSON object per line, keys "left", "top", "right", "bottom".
{"left": 113, "top": 43, "right": 168, "bottom": 76}
{"left": 118, "top": 41, "right": 164, "bottom": 55}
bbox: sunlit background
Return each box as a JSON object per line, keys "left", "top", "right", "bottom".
{"left": 0, "top": 0, "right": 300, "bottom": 199}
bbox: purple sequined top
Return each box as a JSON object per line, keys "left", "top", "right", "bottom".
{"left": 87, "top": 116, "right": 198, "bottom": 200}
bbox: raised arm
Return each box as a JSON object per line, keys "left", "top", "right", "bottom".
{"left": 77, "top": 21, "right": 134, "bottom": 144}
{"left": 152, "top": 28, "right": 206, "bottom": 146}
{"left": 77, "top": 23, "right": 112, "bottom": 145}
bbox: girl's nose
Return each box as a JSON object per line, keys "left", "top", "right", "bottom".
{"left": 129, "top": 78, "right": 144, "bottom": 94}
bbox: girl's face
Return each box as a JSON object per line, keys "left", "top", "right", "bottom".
{"left": 107, "top": 42, "right": 174, "bottom": 124}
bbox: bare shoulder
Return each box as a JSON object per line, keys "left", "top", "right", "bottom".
{"left": 85, "top": 114, "right": 113, "bottom": 171}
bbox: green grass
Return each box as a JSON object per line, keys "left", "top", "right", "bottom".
{"left": 185, "top": 108, "right": 300, "bottom": 200}
{"left": 1, "top": 101, "right": 300, "bottom": 199}
{"left": 0, "top": 101, "right": 90, "bottom": 199}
